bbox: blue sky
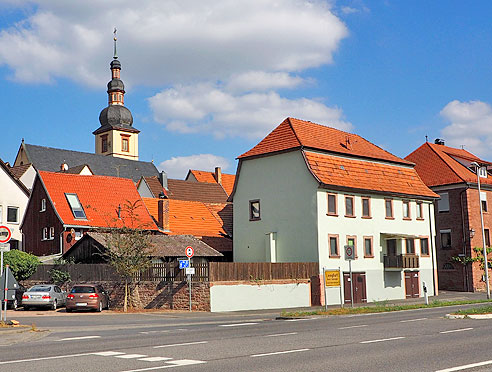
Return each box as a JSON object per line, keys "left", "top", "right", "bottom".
{"left": 1, "top": 1, "right": 492, "bottom": 178}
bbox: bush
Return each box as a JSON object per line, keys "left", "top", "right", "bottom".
{"left": 3, "top": 250, "right": 40, "bottom": 281}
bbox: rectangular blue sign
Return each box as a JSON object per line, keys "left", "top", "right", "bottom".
{"left": 179, "top": 260, "right": 190, "bottom": 269}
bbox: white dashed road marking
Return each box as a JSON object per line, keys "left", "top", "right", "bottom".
{"left": 118, "top": 360, "right": 206, "bottom": 371}
{"left": 57, "top": 335, "right": 101, "bottom": 341}
{"left": 338, "top": 325, "right": 368, "bottom": 329}
{"left": 153, "top": 341, "right": 208, "bottom": 349}
{"left": 93, "top": 351, "right": 126, "bottom": 356}
{"left": 138, "top": 357, "right": 173, "bottom": 362}
{"left": 435, "top": 359, "right": 492, "bottom": 372}
{"left": 400, "top": 318, "right": 427, "bottom": 323}
{"left": 264, "top": 332, "right": 298, "bottom": 337}
{"left": 115, "top": 354, "right": 148, "bottom": 359}
{"left": 219, "top": 322, "right": 259, "bottom": 327}
{"left": 360, "top": 336, "right": 405, "bottom": 344}
{"left": 251, "top": 349, "right": 310, "bottom": 358}
{"left": 440, "top": 328, "right": 473, "bottom": 334}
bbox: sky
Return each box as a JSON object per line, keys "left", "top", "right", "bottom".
{"left": 1, "top": 1, "right": 492, "bottom": 179}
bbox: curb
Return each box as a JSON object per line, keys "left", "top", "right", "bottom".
{"left": 445, "top": 313, "right": 492, "bottom": 319}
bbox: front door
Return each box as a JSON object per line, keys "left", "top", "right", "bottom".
{"left": 405, "top": 271, "right": 420, "bottom": 298}
{"left": 343, "top": 272, "right": 367, "bottom": 304}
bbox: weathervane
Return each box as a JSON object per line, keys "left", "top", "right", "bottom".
{"left": 113, "top": 27, "right": 118, "bottom": 59}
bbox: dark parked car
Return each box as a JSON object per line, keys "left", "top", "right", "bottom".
{"left": 66, "top": 284, "right": 110, "bottom": 312}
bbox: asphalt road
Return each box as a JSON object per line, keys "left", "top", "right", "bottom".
{"left": 1, "top": 305, "right": 492, "bottom": 372}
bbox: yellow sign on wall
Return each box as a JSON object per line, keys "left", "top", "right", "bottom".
{"left": 324, "top": 269, "right": 341, "bottom": 287}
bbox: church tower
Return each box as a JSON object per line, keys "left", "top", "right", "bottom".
{"left": 93, "top": 30, "right": 139, "bottom": 160}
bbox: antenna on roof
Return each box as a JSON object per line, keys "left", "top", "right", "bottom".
{"left": 425, "top": 135, "right": 428, "bottom": 142}
{"left": 461, "top": 145, "right": 465, "bottom": 150}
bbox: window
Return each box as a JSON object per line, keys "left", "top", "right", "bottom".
{"left": 329, "top": 235, "right": 339, "bottom": 257}
{"left": 40, "top": 198, "right": 46, "bottom": 212}
{"left": 327, "top": 194, "right": 337, "bottom": 215}
{"left": 345, "top": 196, "right": 354, "bottom": 217}
{"left": 443, "top": 262, "right": 455, "bottom": 270}
{"left": 362, "top": 197, "right": 371, "bottom": 218}
{"left": 438, "top": 192, "right": 449, "bottom": 212}
{"left": 49, "top": 227, "right": 55, "bottom": 240}
{"left": 101, "top": 135, "right": 108, "bottom": 153}
{"left": 405, "top": 238, "right": 415, "bottom": 254}
{"left": 42, "top": 227, "right": 48, "bottom": 241}
{"left": 416, "top": 201, "right": 423, "bottom": 219}
{"left": 347, "top": 236, "right": 357, "bottom": 258}
{"left": 485, "top": 229, "right": 491, "bottom": 247}
{"left": 65, "top": 193, "right": 87, "bottom": 219}
{"left": 364, "top": 237, "right": 373, "bottom": 257}
{"left": 420, "top": 238, "right": 429, "bottom": 256}
{"left": 121, "top": 136, "right": 129, "bottom": 152}
{"left": 7, "top": 207, "right": 18, "bottom": 223}
{"left": 481, "top": 192, "right": 488, "bottom": 212}
{"left": 385, "top": 199, "right": 393, "bottom": 218}
{"left": 249, "top": 200, "right": 260, "bottom": 221}
{"left": 440, "top": 230, "right": 451, "bottom": 249}
{"left": 403, "top": 200, "right": 411, "bottom": 219}
{"left": 479, "top": 166, "right": 488, "bottom": 178}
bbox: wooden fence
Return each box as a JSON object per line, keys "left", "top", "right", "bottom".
{"left": 28, "top": 262, "right": 318, "bottom": 283}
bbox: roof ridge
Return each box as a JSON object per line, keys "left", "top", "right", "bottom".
{"left": 39, "top": 170, "right": 135, "bottom": 183}
{"left": 426, "top": 142, "right": 467, "bottom": 183}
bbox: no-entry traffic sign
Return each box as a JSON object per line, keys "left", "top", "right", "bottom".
{"left": 185, "top": 246, "right": 194, "bottom": 258}
{"left": 0, "top": 226, "right": 12, "bottom": 244}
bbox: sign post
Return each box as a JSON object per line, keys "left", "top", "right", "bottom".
{"left": 3, "top": 265, "right": 9, "bottom": 322}
{"left": 185, "top": 246, "right": 194, "bottom": 311}
{"left": 0, "top": 226, "right": 12, "bottom": 278}
{"left": 344, "top": 245, "right": 355, "bottom": 307}
{"left": 323, "top": 268, "right": 341, "bottom": 310}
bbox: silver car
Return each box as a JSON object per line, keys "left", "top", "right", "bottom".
{"left": 22, "top": 285, "right": 67, "bottom": 310}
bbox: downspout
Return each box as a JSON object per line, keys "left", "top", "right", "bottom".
{"left": 428, "top": 200, "right": 437, "bottom": 296}
{"left": 59, "top": 228, "right": 65, "bottom": 255}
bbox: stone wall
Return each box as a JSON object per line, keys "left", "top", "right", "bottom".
{"left": 21, "top": 280, "right": 211, "bottom": 311}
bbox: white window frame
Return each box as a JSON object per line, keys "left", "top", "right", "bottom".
{"left": 42, "top": 227, "right": 48, "bottom": 241}
{"left": 49, "top": 227, "right": 55, "bottom": 240}
{"left": 40, "top": 198, "right": 46, "bottom": 212}
{"left": 6, "top": 206, "right": 19, "bottom": 224}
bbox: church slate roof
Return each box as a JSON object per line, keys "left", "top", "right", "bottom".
{"left": 22, "top": 143, "right": 158, "bottom": 182}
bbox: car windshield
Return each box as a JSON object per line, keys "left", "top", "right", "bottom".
{"left": 28, "top": 286, "right": 51, "bottom": 292}
{"left": 71, "top": 286, "right": 96, "bottom": 293}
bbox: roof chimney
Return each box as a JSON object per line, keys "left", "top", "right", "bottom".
{"left": 214, "top": 167, "right": 222, "bottom": 185}
{"left": 159, "top": 171, "right": 168, "bottom": 190}
{"left": 60, "top": 163, "right": 69, "bottom": 171}
{"left": 434, "top": 138, "right": 445, "bottom": 146}
{"left": 157, "top": 199, "right": 169, "bottom": 231}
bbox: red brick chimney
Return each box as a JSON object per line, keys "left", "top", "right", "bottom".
{"left": 157, "top": 199, "right": 170, "bottom": 231}
{"left": 214, "top": 166, "right": 222, "bottom": 185}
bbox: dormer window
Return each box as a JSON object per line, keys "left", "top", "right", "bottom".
{"left": 479, "top": 166, "right": 488, "bottom": 178}
{"left": 65, "top": 193, "right": 86, "bottom": 219}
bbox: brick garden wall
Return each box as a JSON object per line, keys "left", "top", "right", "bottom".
{"left": 21, "top": 280, "right": 211, "bottom": 311}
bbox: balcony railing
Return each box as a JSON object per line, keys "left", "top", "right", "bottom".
{"left": 383, "top": 254, "right": 419, "bottom": 270}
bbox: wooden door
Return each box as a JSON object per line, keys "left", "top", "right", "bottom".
{"left": 343, "top": 272, "right": 367, "bottom": 304}
{"left": 405, "top": 271, "right": 420, "bottom": 298}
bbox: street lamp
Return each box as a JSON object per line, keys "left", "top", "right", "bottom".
{"left": 471, "top": 161, "right": 490, "bottom": 299}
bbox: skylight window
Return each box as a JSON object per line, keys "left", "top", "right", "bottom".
{"left": 65, "top": 193, "right": 87, "bottom": 219}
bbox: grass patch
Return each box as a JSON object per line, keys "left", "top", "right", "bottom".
{"left": 454, "top": 305, "right": 492, "bottom": 315}
{"left": 281, "top": 299, "right": 492, "bottom": 317}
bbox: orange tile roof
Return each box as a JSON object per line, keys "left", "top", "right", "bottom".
{"left": 239, "top": 118, "right": 413, "bottom": 165}
{"left": 304, "top": 151, "right": 438, "bottom": 198}
{"left": 142, "top": 198, "right": 229, "bottom": 237}
{"left": 405, "top": 142, "right": 492, "bottom": 187}
{"left": 39, "top": 171, "right": 158, "bottom": 230}
{"left": 188, "top": 170, "right": 236, "bottom": 196}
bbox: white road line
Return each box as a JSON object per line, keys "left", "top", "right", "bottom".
{"left": 338, "top": 325, "right": 368, "bottom": 329}
{"left": 360, "top": 336, "right": 405, "bottom": 344}
{"left": 138, "top": 357, "right": 173, "bottom": 362}
{"left": 435, "top": 359, "right": 492, "bottom": 372}
{"left": 153, "top": 341, "right": 208, "bottom": 349}
{"left": 264, "top": 332, "right": 298, "bottom": 337}
{"left": 93, "top": 351, "right": 126, "bottom": 356}
{"left": 283, "top": 318, "right": 312, "bottom": 322}
{"left": 118, "top": 360, "right": 206, "bottom": 372}
{"left": 0, "top": 352, "right": 93, "bottom": 365}
{"left": 115, "top": 354, "right": 148, "bottom": 359}
{"left": 400, "top": 318, "right": 427, "bottom": 323}
{"left": 440, "top": 328, "right": 473, "bottom": 334}
{"left": 219, "top": 322, "right": 259, "bottom": 327}
{"left": 56, "top": 335, "right": 101, "bottom": 341}
{"left": 251, "top": 349, "right": 310, "bottom": 358}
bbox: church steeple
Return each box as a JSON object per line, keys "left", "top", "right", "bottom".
{"left": 93, "top": 29, "right": 140, "bottom": 161}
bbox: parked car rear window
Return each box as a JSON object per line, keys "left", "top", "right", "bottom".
{"left": 71, "top": 286, "right": 96, "bottom": 293}
{"left": 28, "top": 286, "right": 51, "bottom": 292}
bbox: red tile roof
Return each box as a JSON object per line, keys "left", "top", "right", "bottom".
{"left": 39, "top": 171, "right": 158, "bottom": 230}
{"left": 188, "top": 169, "right": 236, "bottom": 196}
{"left": 304, "top": 151, "right": 438, "bottom": 198}
{"left": 167, "top": 179, "right": 228, "bottom": 203}
{"left": 405, "top": 142, "right": 492, "bottom": 187}
{"left": 239, "top": 117, "right": 413, "bottom": 165}
{"left": 139, "top": 176, "right": 167, "bottom": 198}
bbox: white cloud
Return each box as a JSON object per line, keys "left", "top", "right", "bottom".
{"left": 159, "top": 154, "right": 230, "bottom": 179}
{"left": 440, "top": 100, "right": 492, "bottom": 157}
{"left": 148, "top": 83, "right": 353, "bottom": 139}
{"left": 0, "top": 1, "right": 348, "bottom": 86}
{"left": 225, "top": 71, "right": 305, "bottom": 93}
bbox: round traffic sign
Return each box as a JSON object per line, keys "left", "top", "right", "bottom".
{"left": 185, "top": 246, "right": 194, "bottom": 258}
{"left": 345, "top": 246, "right": 353, "bottom": 257}
{"left": 0, "top": 225, "right": 12, "bottom": 244}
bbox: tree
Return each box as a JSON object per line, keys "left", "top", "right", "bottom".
{"left": 99, "top": 200, "right": 155, "bottom": 312}
{"left": 3, "top": 250, "right": 40, "bottom": 281}
{"left": 472, "top": 246, "right": 492, "bottom": 271}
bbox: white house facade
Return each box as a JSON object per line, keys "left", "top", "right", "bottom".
{"left": 232, "top": 118, "right": 439, "bottom": 305}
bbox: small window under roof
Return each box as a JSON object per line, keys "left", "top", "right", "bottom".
{"left": 65, "top": 193, "right": 87, "bottom": 219}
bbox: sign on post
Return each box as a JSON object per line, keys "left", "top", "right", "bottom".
{"left": 324, "top": 269, "right": 341, "bottom": 287}
{"left": 0, "top": 226, "right": 12, "bottom": 244}
{"left": 185, "top": 246, "right": 194, "bottom": 258}
{"left": 186, "top": 267, "right": 195, "bottom": 275}
{"left": 179, "top": 260, "right": 189, "bottom": 269}
{"left": 344, "top": 245, "right": 355, "bottom": 260}
{"left": 185, "top": 246, "right": 194, "bottom": 312}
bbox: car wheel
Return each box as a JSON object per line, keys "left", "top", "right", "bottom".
{"left": 97, "top": 301, "right": 102, "bottom": 312}
{"left": 66, "top": 308, "right": 72, "bottom": 313}
{"left": 51, "top": 300, "right": 57, "bottom": 311}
